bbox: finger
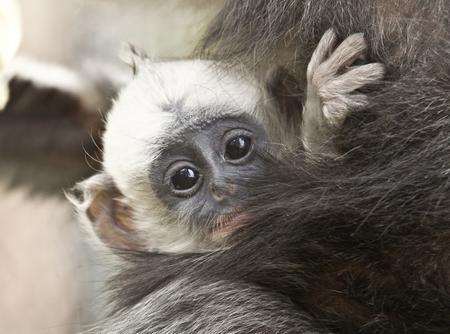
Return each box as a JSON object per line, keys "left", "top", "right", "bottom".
{"left": 322, "top": 63, "right": 385, "bottom": 95}
{"left": 321, "top": 33, "right": 367, "bottom": 74}
{"left": 322, "top": 101, "right": 348, "bottom": 126}
{"left": 345, "top": 94, "right": 370, "bottom": 110}
{"left": 307, "top": 29, "right": 337, "bottom": 81}
{"left": 322, "top": 93, "right": 369, "bottom": 126}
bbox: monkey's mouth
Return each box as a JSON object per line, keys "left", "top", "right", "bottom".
{"left": 211, "top": 210, "right": 249, "bottom": 240}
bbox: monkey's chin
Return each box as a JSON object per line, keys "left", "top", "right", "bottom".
{"left": 211, "top": 211, "right": 249, "bottom": 241}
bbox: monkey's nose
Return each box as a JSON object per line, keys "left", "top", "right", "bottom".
{"left": 209, "top": 182, "right": 235, "bottom": 202}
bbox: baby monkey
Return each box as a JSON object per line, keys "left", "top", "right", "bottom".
{"left": 69, "top": 30, "right": 384, "bottom": 253}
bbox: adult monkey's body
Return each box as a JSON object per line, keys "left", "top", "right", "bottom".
{"left": 198, "top": 0, "right": 446, "bottom": 77}
{"left": 72, "top": 0, "right": 449, "bottom": 333}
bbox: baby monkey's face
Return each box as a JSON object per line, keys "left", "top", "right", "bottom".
{"left": 150, "top": 117, "right": 267, "bottom": 239}
{"left": 70, "top": 60, "right": 281, "bottom": 253}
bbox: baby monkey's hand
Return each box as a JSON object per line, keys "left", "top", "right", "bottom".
{"left": 302, "top": 29, "right": 385, "bottom": 155}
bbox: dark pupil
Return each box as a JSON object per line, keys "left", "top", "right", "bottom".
{"left": 171, "top": 167, "right": 199, "bottom": 190}
{"left": 225, "top": 135, "right": 251, "bottom": 160}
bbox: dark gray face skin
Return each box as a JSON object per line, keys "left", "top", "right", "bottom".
{"left": 150, "top": 116, "right": 268, "bottom": 237}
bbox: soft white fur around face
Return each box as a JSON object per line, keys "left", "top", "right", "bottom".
{"left": 102, "top": 60, "right": 262, "bottom": 252}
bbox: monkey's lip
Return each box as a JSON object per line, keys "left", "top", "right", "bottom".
{"left": 212, "top": 210, "right": 249, "bottom": 239}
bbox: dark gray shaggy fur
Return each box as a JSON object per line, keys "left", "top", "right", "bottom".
{"left": 88, "top": 1, "right": 449, "bottom": 333}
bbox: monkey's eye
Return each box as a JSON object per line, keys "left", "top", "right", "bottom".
{"left": 225, "top": 135, "right": 252, "bottom": 161}
{"left": 170, "top": 166, "right": 200, "bottom": 192}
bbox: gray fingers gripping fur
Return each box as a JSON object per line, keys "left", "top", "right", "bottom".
{"left": 303, "top": 29, "right": 384, "bottom": 155}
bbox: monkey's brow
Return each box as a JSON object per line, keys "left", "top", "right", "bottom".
{"left": 155, "top": 109, "right": 253, "bottom": 152}
{"left": 162, "top": 99, "right": 241, "bottom": 120}
{"left": 156, "top": 114, "right": 223, "bottom": 148}
{"left": 164, "top": 102, "right": 246, "bottom": 130}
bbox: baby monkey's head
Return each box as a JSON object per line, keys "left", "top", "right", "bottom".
{"left": 70, "top": 59, "right": 302, "bottom": 254}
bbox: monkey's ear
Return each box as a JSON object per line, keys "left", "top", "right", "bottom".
{"left": 264, "top": 66, "right": 303, "bottom": 124}
{"left": 66, "top": 173, "right": 145, "bottom": 252}
{"left": 119, "top": 43, "right": 151, "bottom": 76}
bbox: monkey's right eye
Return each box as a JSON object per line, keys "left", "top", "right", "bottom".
{"left": 168, "top": 164, "right": 202, "bottom": 196}
{"left": 171, "top": 167, "right": 199, "bottom": 190}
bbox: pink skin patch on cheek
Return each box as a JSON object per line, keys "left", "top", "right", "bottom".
{"left": 211, "top": 210, "right": 251, "bottom": 241}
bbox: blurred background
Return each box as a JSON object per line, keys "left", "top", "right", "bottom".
{"left": 0, "top": 1, "right": 222, "bottom": 333}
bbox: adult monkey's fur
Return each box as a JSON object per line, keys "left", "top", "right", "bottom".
{"left": 86, "top": 0, "right": 449, "bottom": 333}
{"left": 198, "top": 0, "right": 447, "bottom": 77}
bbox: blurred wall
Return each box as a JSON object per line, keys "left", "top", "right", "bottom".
{"left": 0, "top": 187, "right": 88, "bottom": 334}
{"left": 18, "top": 0, "right": 222, "bottom": 65}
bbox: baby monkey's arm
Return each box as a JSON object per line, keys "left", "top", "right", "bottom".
{"left": 302, "top": 29, "right": 385, "bottom": 156}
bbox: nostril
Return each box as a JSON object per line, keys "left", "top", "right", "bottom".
{"left": 210, "top": 182, "right": 234, "bottom": 202}
{"left": 210, "top": 183, "right": 224, "bottom": 201}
